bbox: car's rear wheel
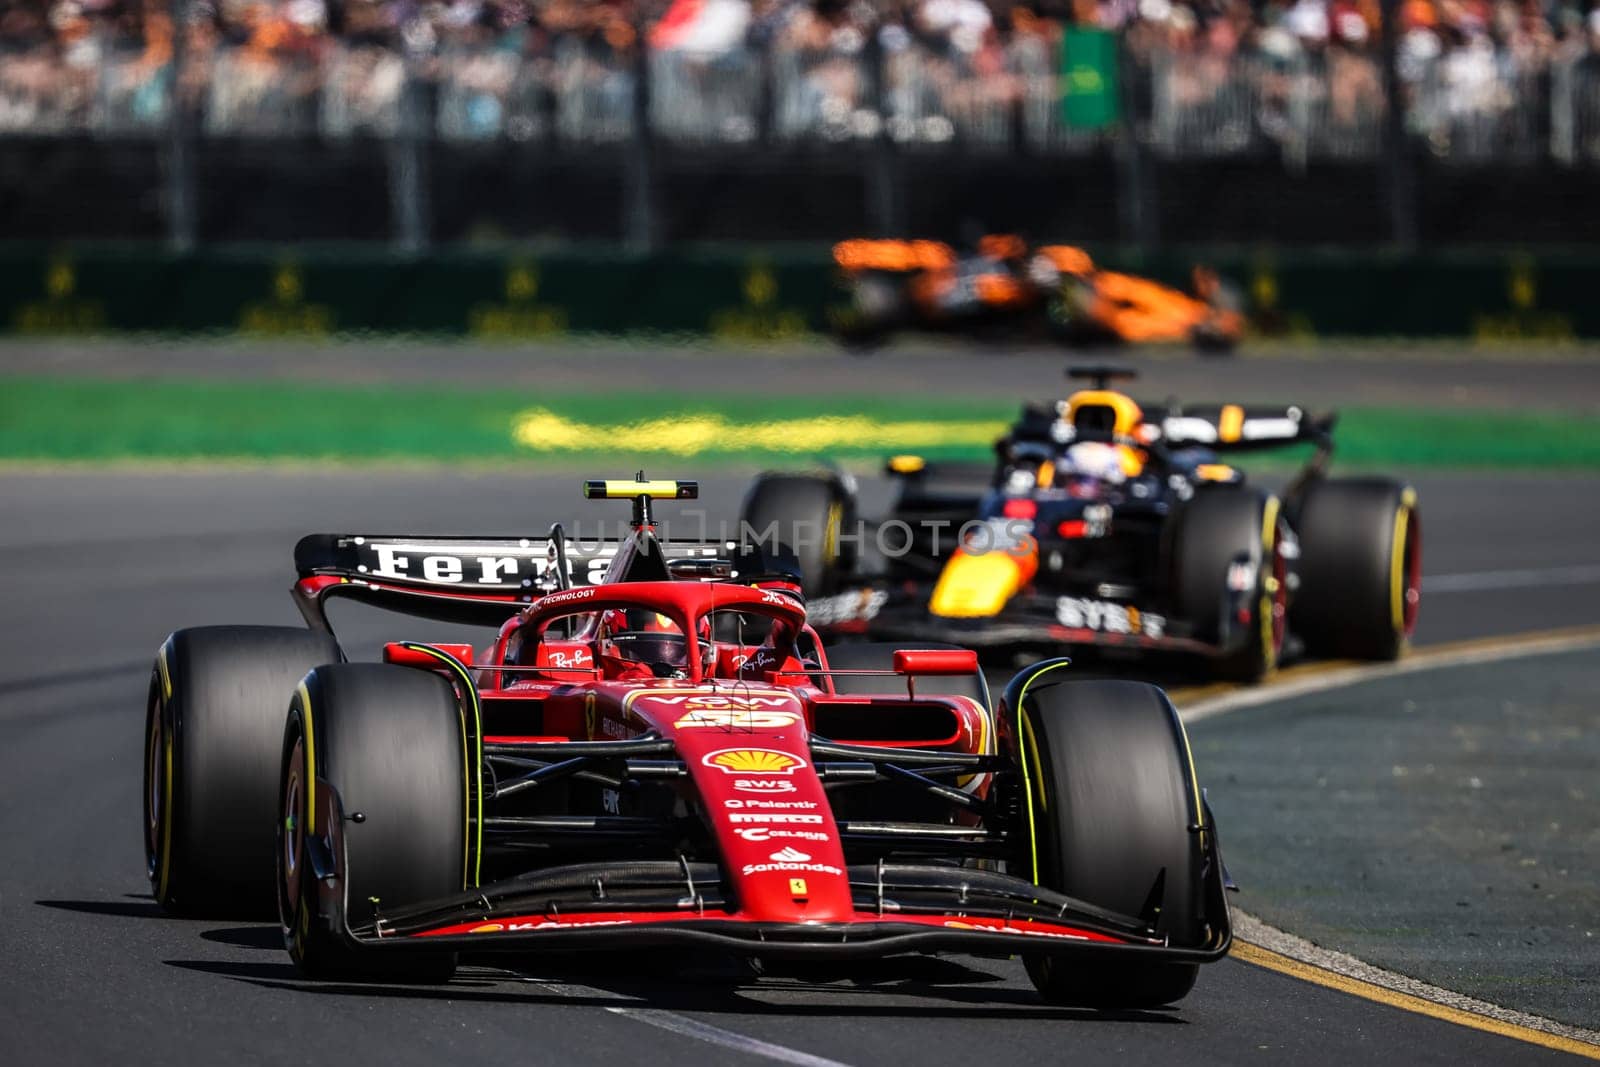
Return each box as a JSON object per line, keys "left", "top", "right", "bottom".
{"left": 1002, "top": 669, "right": 1208, "bottom": 1007}
{"left": 144, "top": 625, "right": 342, "bottom": 917}
{"left": 1171, "top": 487, "right": 1286, "bottom": 683}
{"left": 278, "top": 663, "right": 475, "bottom": 982}
{"left": 741, "top": 473, "right": 855, "bottom": 598}
{"left": 1291, "top": 478, "right": 1420, "bottom": 661}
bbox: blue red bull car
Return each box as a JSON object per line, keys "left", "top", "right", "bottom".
{"left": 743, "top": 366, "right": 1421, "bottom": 682}
{"left": 143, "top": 477, "right": 1231, "bottom": 1007}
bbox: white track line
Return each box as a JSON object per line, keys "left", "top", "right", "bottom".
{"left": 1426, "top": 563, "right": 1600, "bottom": 593}
{"left": 603, "top": 1007, "right": 854, "bottom": 1067}
{"left": 1233, "top": 912, "right": 1600, "bottom": 1052}
{"left": 1179, "top": 628, "right": 1600, "bottom": 724}
{"left": 523, "top": 978, "right": 853, "bottom": 1067}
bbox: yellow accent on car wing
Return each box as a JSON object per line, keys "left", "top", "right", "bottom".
{"left": 928, "top": 551, "right": 1027, "bottom": 618}
{"left": 583, "top": 480, "right": 698, "bottom": 500}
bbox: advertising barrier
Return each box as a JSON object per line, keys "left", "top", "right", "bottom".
{"left": 2, "top": 245, "right": 1593, "bottom": 342}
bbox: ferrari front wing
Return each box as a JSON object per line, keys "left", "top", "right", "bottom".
{"left": 324, "top": 858, "right": 1232, "bottom": 965}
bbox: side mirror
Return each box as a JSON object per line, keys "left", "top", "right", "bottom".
{"left": 383, "top": 642, "right": 476, "bottom": 668}
{"left": 893, "top": 648, "right": 979, "bottom": 676}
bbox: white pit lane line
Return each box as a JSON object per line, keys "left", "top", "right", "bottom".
{"left": 1425, "top": 562, "right": 1600, "bottom": 593}
{"left": 522, "top": 978, "right": 854, "bottom": 1067}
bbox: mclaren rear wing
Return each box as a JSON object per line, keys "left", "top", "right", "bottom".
{"left": 292, "top": 531, "right": 737, "bottom": 631}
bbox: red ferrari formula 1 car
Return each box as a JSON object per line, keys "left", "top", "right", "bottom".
{"left": 143, "top": 478, "right": 1231, "bottom": 1006}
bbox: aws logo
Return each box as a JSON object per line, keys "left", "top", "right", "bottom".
{"left": 702, "top": 749, "right": 806, "bottom": 775}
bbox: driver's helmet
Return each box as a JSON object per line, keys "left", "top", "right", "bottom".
{"left": 598, "top": 609, "right": 713, "bottom": 676}
{"left": 1057, "top": 440, "right": 1141, "bottom": 496}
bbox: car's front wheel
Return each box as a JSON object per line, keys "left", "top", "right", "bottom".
{"left": 278, "top": 663, "right": 475, "bottom": 982}
{"left": 1171, "top": 488, "right": 1286, "bottom": 683}
{"left": 1002, "top": 668, "right": 1211, "bottom": 1007}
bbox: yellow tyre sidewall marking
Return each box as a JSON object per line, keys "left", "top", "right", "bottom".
{"left": 1259, "top": 495, "right": 1282, "bottom": 674}
{"left": 403, "top": 645, "right": 483, "bottom": 890}
{"left": 157, "top": 718, "right": 174, "bottom": 901}
{"left": 296, "top": 682, "right": 317, "bottom": 836}
{"left": 1012, "top": 661, "right": 1072, "bottom": 885}
{"left": 1388, "top": 495, "right": 1414, "bottom": 643}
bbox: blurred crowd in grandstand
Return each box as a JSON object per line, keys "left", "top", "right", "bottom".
{"left": 2, "top": 0, "right": 1599, "bottom": 160}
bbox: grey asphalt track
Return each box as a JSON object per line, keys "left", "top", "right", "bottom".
{"left": 2, "top": 467, "right": 1597, "bottom": 1066}
{"left": 4, "top": 338, "right": 1600, "bottom": 412}
{"left": 1191, "top": 648, "right": 1600, "bottom": 1029}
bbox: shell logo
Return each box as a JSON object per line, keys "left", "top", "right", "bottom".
{"left": 702, "top": 748, "right": 806, "bottom": 775}
{"left": 470, "top": 922, "right": 504, "bottom": 933}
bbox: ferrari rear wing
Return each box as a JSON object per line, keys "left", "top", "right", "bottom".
{"left": 292, "top": 531, "right": 737, "bottom": 630}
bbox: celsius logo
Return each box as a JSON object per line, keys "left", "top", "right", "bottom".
{"left": 769, "top": 847, "right": 810, "bottom": 862}
{"left": 702, "top": 749, "right": 806, "bottom": 775}
{"left": 734, "top": 827, "right": 829, "bottom": 843}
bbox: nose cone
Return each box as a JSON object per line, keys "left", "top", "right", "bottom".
{"left": 638, "top": 688, "right": 853, "bottom": 922}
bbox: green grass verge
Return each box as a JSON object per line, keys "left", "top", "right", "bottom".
{"left": 1, "top": 377, "right": 1596, "bottom": 468}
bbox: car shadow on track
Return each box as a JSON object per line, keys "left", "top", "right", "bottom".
{"left": 36, "top": 898, "right": 167, "bottom": 919}
{"left": 163, "top": 958, "right": 686, "bottom": 1009}
{"left": 162, "top": 953, "right": 1185, "bottom": 1024}
{"left": 200, "top": 925, "right": 283, "bottom": 950}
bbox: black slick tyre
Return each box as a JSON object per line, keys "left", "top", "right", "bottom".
{"left": 1003, "top": 669, "right": 1207, "bottom": 1008}
{"left": 1171, "top": 488, "right": 1285, "bottom": 683}
{"left": 1291, "top": 478, "right": 1420, "bottom": 661}
{"left": 741, "top": 473, "right": 853, "bottom": 598}
{"left": 144, "top": 625, "right": 341, "bottom": 918}
{"left": 278, "top": 663, "right": 475, "bottom": 983}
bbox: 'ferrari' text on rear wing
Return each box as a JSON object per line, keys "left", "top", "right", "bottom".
{"left": 293, "top": 532, "right": 737, "bottom": 629}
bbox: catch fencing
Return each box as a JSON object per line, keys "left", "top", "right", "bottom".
{"left": 5, "top": 27, "right": 1600, "bottom": 246}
